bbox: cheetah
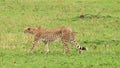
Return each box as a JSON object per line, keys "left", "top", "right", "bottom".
{"left": 24, "top": 27, "right": 87, "bottom": 54}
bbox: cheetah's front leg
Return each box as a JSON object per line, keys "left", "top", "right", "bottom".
{"left": 29, "top": 38, "right": 39, "bottom": 52}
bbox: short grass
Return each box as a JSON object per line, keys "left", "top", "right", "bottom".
{"left": 0, "top": 0, "right": 120, "bottom": 68}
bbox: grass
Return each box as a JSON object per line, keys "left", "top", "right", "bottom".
{"left": 0, "top": 0, "right": 120, "bottom": 68}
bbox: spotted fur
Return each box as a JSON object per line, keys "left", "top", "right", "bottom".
{"left": 24, "top": 27, "right": 87, "bottom": 54}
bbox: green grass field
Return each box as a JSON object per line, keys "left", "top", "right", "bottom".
{"left": 0, "top": 0, "right": 120, "bottom": 68}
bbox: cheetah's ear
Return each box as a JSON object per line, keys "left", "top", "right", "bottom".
{"left": 38, "top": 26, "right": 41, "bottom": 28}
{"left": 37, "top": 26, "right": 42, "bottom": 29}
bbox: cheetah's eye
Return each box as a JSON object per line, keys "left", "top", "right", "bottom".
{"left": 27, "top": 28, "right": 31, "bottom": 30}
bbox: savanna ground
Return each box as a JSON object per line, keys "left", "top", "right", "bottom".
{"left": 0, "top": 0, "right": 120, "bottom": 68}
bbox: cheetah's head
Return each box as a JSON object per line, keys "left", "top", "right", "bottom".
{"left": 24, "top": 27, "right": 34, "bottom": 34}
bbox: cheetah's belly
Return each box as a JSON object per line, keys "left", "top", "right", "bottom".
{"left": 40, "top": 35, "right": 60, "bottom": 42}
